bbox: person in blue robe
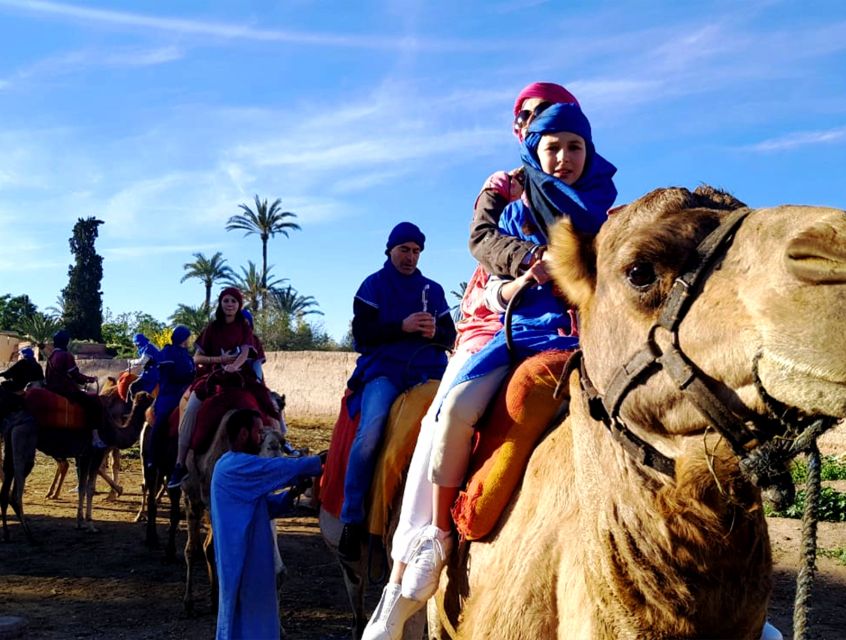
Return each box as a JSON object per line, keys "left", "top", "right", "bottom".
{"left": 338, "top": 222, "right": 457, "bottom": 560}
{"left": 146, "top": 325, "right": 195, "bottom": 469}
{"left": 211, "top": 408, "right": 323, "bottom": 640}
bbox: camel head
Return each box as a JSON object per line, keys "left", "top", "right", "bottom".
{"left": 549, "top": 185, "right": 846, "bottom": 450}
{"left": 259, "top": 427, "right": 286, "bottom": 458}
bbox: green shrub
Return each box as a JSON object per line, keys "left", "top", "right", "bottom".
{"left": 789, "top": 456, "right": 846, "bottom": 484}
{"left": 766, "top": 486, "right": 846, "bottom": 522}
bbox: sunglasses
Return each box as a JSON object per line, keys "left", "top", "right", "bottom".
{"left": 514, "top": 101, "right": 552, "bottom": 129}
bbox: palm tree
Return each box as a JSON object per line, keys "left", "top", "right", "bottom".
{"left": 180, "top": 251, "right": 234, "bottom": 311}
{"left": 169, "top": 304, "right": 211, "bottom": 336}
{"left": 17, "top": 312, "right": 62, "bottom": 354}
{"left": 46, "top": 294, "right": 67, "bottom": 320}
{"left": 270, "top": 285, "right": 323, "bottom": 318}
{"left": 225, "top": 195, "right": 300, "bottom": 308}
{"left": 224, "top": 262, "right": 287, "bottom": 312}
{"left": 450, "top": 281, "right": 468, "bottom": 322}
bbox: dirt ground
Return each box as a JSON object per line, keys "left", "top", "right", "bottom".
{"left": 2, "top": 421, "right": 845, "bottom": 640}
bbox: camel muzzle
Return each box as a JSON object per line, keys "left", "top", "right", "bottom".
{"left": 785, "top": 214, "right": 846, "bottom": 284}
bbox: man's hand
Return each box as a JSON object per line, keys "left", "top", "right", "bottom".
{"left": 222, "top": 363, "right": 240, "bottom": 373}
{"left": 221, "top": 353, "right": 237, "bottom": 364}
{"left": 402, "top": 312, "right": 436, "bottom": 338}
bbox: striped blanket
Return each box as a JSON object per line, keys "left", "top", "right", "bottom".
{"left": 24, "top": 388, "right": 88, "bottom": 430}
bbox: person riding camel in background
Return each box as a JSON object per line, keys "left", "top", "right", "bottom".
{"left": 128, "top": 332, "right": 161, "bottom": 397}
{"left": 210, "top": 408, "right": 324, "bottom": 640}
{"left": 169, "top": 287, "right": 277, "bottom": 488}
{"left": 0, "top": 346, "right": 44, "bottom": 393}
{"left": 45, "top": 329, "right": 107, "bottom": 449}
{"left": 145, "top": 325, "right": 195, "bottom": 471}
{"left": 337, "top": 222, "right": 457, "bottom": 561}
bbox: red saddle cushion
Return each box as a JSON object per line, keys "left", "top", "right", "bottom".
{"left": 319, "top": 391, "right": 361, "bottom": 519}
{"left": 189, "top": 387, "right": 266, "bottom": 454}
{"left": 24, "top": 388, "right": 88, "bottom": 430}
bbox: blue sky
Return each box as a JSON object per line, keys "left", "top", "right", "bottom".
{"left": 1, "top": 0, "right": 844, "bottom": 341}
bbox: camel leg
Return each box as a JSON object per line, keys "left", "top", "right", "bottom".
{"left": 46, "top": 459, "right": 69, "bottom": 499}
{"left": 98, "top": 467, "right": 123, "bottom": 500}
{"left": 134, "top": 480, "right": 147, "bottom": 523}
{"left": 165, "top": 486, "right": 181, "bottom": 562}
{"left": 0, "top": 451, "right": 14, "bottom": 542}
{"left": 2, "top": 418, "right": 37, "bottom": 544}
{"left": 144, "top": 466, "right": 161, "bottom": 549}
{"left": 183, "top": 496, "right": 204, "bottom": 614}
{"left": 103, "top": 449, "right": 123, "bottom": 501}
{"left": 203, "top": 519, "right": 218, "bottom": 613}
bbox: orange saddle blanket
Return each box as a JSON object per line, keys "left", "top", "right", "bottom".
{"left": 24, "top": 388, "right": 88, "bottom": 430}
{"left": 452, "top": 349, "right": 573, "bottom": 541}
{"left": 320, "top": 381, "right": 439, "bottom": 538}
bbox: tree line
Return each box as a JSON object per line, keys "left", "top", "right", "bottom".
{"left": 1, "top": 196, "right": 352, "bottom": 359}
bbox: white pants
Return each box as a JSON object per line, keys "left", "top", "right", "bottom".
{"left": 390, "top": 350, "right": 508, "bottom": 563}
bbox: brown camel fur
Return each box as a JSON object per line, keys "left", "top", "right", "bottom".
{"left": 431, "top": 186, "right": 846, "bottom": 640}
{"left": 1, "top": 391, "right": 152, "bottom": 542}
{"left": 181, "top": 407, "right": 288, "bottom": 614}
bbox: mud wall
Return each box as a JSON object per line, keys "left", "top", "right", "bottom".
{"left": 9, "top": 351, "right": 358, "bottom": 422}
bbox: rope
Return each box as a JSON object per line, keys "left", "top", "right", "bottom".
{"left": 793, "top": 443, "right": 821, "bottom": 640}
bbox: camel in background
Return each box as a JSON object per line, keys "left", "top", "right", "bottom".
{"left": 426, "top": 186, "right": 846, "bottom": 639}
{"left": 44, "top": 376, "right": 129, "bottom": 501}
{"left": 1, "top": 390, "right": 152, "bottom": 542}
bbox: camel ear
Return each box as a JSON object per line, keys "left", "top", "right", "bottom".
{"left": 548, "top": 218, "right": 597, "bottom": 310}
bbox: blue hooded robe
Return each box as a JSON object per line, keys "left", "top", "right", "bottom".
{"left": 211, "top": 452, "right": 323, "bottom": 640}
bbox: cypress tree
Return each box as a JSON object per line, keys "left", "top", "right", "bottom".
{"left": 62, "top": 217, "right": 105, "bottom": 342}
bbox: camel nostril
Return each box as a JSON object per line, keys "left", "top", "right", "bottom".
{"left": 785, "top": 222, "right": 846, "bottom": 283}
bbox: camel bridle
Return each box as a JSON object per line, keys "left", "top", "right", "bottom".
{"left": 576, "top": 206, "right": 838, "bottom": 488}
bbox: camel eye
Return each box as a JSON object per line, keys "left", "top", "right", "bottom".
{"left": 626, "top": 262, "right": 657, "bottom": 289}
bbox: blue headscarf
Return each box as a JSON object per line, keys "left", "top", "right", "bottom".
{"left": 520, "top": 102, "right": 617, "bottom": 238}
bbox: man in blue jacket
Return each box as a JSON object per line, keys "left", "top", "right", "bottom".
{"left": 338, "top": 222, "right": 457, "bottom": 560}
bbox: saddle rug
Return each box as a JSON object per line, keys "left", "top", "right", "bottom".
{"left": 189, "top": 387, "right": 268, "bottom": 454}
{"left": 452, "top": 349, "right": 572, "bottom": 541}
{"left": 24, "top": 388, "right": 88, "bottom": 430}
{"left": 320, "top": 381, "right": 439, "bottom": 537}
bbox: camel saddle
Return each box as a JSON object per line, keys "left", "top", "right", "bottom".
{"left": 452, "top": 349, "right": 573, "bottom": 541}
{"left": 189, "top": 386, "right": 269, "bottom": 455}
{"left": 24, "top": 388, "right": 89, "bottom": 430}
{"left": 320, "top": 381, "right": 440, "bottom": 537}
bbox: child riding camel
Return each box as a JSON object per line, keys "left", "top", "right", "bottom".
{"left": 363, "top": 98, "right": 618, "bottom": 639}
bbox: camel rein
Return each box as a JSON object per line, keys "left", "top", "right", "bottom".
{"left": 573, "top": 206, "right": 838, "bottom": 640}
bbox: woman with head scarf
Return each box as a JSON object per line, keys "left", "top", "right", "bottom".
{"left": 168, "top": 287, "right": 273, "bottom": 488}
{"left": 363, "top": 101, "right": 617, "bottom": 639}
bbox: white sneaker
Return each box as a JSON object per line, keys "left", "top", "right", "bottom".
{"left": 362, "top": 583, "right": 423, "bottom": 640}
{"left": 400, "top": 525, "right": 453, "bottom": 602}
{"left": 761, "top": 621, "right": 783, "bottom": 640}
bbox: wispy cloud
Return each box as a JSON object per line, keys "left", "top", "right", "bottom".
{"left": 743, "top": 126, "right": 846, "bottom": 152}
{"left": 0, "top": 45, "right": 183, "bottom": 90}
{"left": 0, "top": 0, "right": 506, "bottom": 52}
{"left": 103, "top": 242, "right": 221, "bottom": 260}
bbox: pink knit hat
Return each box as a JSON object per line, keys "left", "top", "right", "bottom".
{"left": 512, "top": 82, "right": 579, "bottom": 140}
{"left": 513, "top": 82, "right": 579, "bottom": 117}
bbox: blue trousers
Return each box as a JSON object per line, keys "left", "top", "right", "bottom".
{"left": 341, "top": 376, "right": 401, "bottom": 524}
